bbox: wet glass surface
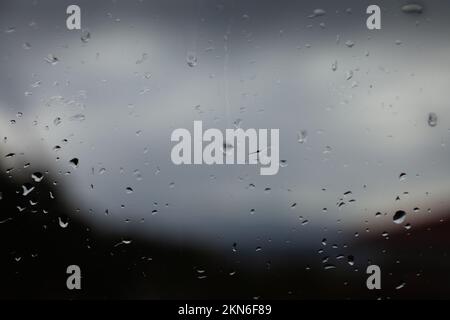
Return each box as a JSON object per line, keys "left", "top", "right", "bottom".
{"left": 1, "top": 0, "right": 450, "bottom": 299}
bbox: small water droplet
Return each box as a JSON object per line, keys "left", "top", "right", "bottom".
{"left": 331, "top": 60, "right": 338, "bottom": 72}
{"left": 70, "top": 114, "right": 86, "bottom": 122}
{"left": 347, "top": 255, "right": 355, "bottom": 266}
{"left": 428, "top": 112, "right": 437, "bottom": 127}
{"left": 44, "top": 54, "right": 59, "bottom": 65}
{"left": 401, "top": 4, "right": 423, "bottom": 14}
{"left": 345, "top": 40, "right": 355, "bottom": 48}
{"left": 58, "top": 217, "right": 69, "bottom": 228}
{"left": 81, "top": 30, "right": 91, "bottom": 43}
{"left": 309, "top": 8, "right": 326, "bottom": 18}
{"left": 346, "top": 70, "right": 353, "bottom": 80}
{"left": 297, "top": 130, "right": 308, "bottom": 143}
{"left": 186, "top": 51, "right": 198, "bottom": 67}
{"left": 222, "top": 143, "right": 234, "bottom": 155}
{"left": 399, "top": 173, "right": 407, "bottom": 181}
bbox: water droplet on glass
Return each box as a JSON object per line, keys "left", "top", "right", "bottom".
{"left": 222, "top": 143, "right": 234, "bottom": 155}
{"left": 22, "top": 183, "right": 35, "bottom": 196}
{"left": 331, "top": 60, "right": 338, "bottom": 72}
{"left": 69, "top": 158, "right": 79, "bottom": 168}
{"left": 45, "top": 54, "right": 59, "bottom": 65}
{"left": 297, "top": 130, "right": 308, "bottom": 143}
{"left": 401, "top": 4, "right": 423, "bottom": 14}
{"left": 428, "top": 112, "right": 437, "bottom": 127}
{"left": 393, "top": 210, "right": 406, "bottom": 224}
{"left": 4, "top": 27, "right": 15, "bottom": 33}
{"left": 345, "top": 40, "right": 355, "bottom": 48}
{"left": 347, "top": 255, "right": 355, "bottom": 266}
{"left": 31, "top": 172, "right": 44, "bottom": 183}
{"left": 309, "top": 8, "right": 326, "bottom": 18}
{"left": 186, "top": 51, "right": 198, "bottom": 67}
{"left": 58, "top": 217, "right": 69, "bottom": 228}
{"left": 81, "top": 30, "right": 91, "bottom": 43}
{"left": 70, "top": 114, "right": 86, "bottom": 122}
{"left": 399, "top": 173, "right": 407, "bottom": 181}
{"left": 346, "top": 70, "right": 353, "bottom": 80}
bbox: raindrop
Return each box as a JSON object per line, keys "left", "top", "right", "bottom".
{"left": 23, "top": 42, "right": 32, "bottom": 50}
{"left": 31, "top": 172, "right": 44, "bottom": 183}
{"left": 222, "top": 143, "right": 234, "bottom": 155}
{"left": 347, "top": 255, "right": 355, "bottom": 266}
{"left": 5, "top": 153, "right": 15, "bottom": 159}
{"left": 126, "top": 187, "right": 133, "bottom": 194}
{"left": 69, "top": 114, "right": 86, "bottom": 122}
{"left": 58, "top": 217, "right": 69, "bottom": 228}
{"left": 44, "top": 54, "right": 59, "bottom": 65}
{"left": 4, "top": 26, "right": 15, "bottom": 33}
{"left": 396, "top": 281, "right": 406, "bottom": 290}
{"left": 309, "top": 8, "right": 326, "bottom": 18}
{"left": 346, "top": 70, "right": 353, "bottom": 80}
{"left": 393, "top": 210, "right": 406, "bottom": 224}
{"left": 297, "top": 130, "right": 308, "bottom": 143}
{"left": 81, "top": 30, "right": 91, "bottom": 43}
{"left": 22, "top": 183, "right": 35, "bottom": 196}
{"left": 345, "top": 40, "right": 355, "bottom": 48}
{"left": 331, "top": 60, "right": 338, "bottom": 72}
{"left": 53, "top": 117, "right": 62, "bottom": 126}
{"left": 428, "top": 112, "right": 437, "bottom": 127}
{"left": 186, "top": 51, "right": 198, "bottom": 67}
{"left": 401, "top": 4, "right": 423, "bottom": 14}
{"left": 69, "top": 158, "right": 79, "bottom": 168}
{"left": 324, "top": 264, "right": 336, "bottom": 270}
{"left": 136, "top": 53, "right": 148, "bottom": 64}
{"left": 280, "top": 160, "right": 288, "bottom": 167}
{"left": 399, "top": 172, "right": 407, "bottom": 181}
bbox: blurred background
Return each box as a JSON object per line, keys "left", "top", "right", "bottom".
{"left": 1, "top": 0, "right": 450, "bottom": 299}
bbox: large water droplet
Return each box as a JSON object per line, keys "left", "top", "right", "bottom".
{"left": 69, "top": 158, "right": 79, "bottom": 168}
{"left": 393, "top": 210, "right": 406, "bottom": 224}
{"left": 31, "top": 172, "right": 44, "bottom": 183}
